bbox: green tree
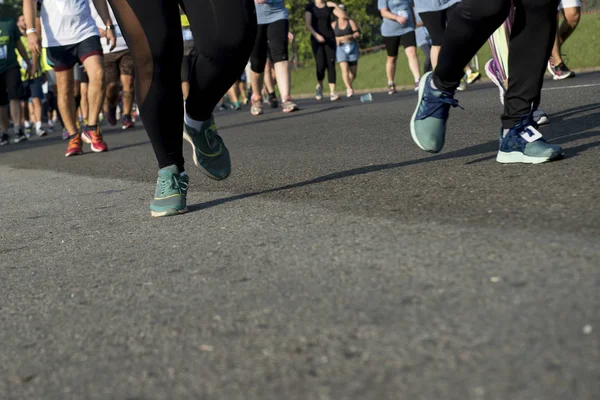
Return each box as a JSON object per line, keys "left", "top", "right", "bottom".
{"left": 0, "top": 0, "right": 22, "bottom": 19}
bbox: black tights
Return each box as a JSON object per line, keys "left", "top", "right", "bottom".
{"left": 108, "top": 0, "right": 257, "bottom": 171}
{"left": 311, "top": 39, "right": 336, "bottom": 84}
{"left": 433, "top": 0, "right": 559, "bottom": 128}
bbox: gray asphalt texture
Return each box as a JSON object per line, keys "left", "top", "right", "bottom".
{"left": 1, "top": 73, "right": 599, "bottom": 400}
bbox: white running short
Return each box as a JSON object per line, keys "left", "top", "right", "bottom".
{"left": 559, "top": 0, "right": 581, "bottom": 9}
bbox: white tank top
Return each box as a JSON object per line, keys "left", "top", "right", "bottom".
{"left": 39, "top": 0, "right": 99, "bottom": 48}
{"left": 90, "top": 1, "right": 128, "bottom": 53}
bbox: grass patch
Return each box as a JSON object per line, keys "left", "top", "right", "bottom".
{"left": 290, "top": 13, "right": 600, "bottom": 95}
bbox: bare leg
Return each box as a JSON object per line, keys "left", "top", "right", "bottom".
{"left": 121, "top": 74, "right": 135, "bottom": 115}
{"left": 339, "top": 61, "right": 351, "bottom": 90}
{"left": 430, "top": 45, "right": 441, "bottom": 69}
{"left": 386, "top": 56, "right": 397, "bottom": 83}
{"left": 82, "top": 55, "right": 105, "bottom": 127}
{"left": 273, "top": 60, "right": 290, "bottom": 100}
{"left": 0, "top": 106, "right": 9, "bottom": 132}
{"left": 349, "top": 64, "right": 358, "bottom": 84}
{"left": 10, "top": 99, "right": 21, "bottom": 132}
{"left": 80, "top": 82, "right": 89, "bottom": 122}
{"left": 181, "top": 81, "right": 190, "bottom": 99}
{"left": 552, "top": 7, "right": 581, "bottom": 64}
{"left": 405, "top": 46, "right": 421, "bottom": 82}
{"left": 263, "top": 60, "right": 276, "bottom": 95}
{"left": 55, "top": 69, "right": 78, "bottom": 136}
{"left": 251, "top": 70, "right": 264, "bottom": 102}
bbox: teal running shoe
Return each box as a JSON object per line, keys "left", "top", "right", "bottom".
{"left": 150, "top": 165, "right": 189, "bottom": 217}
{"left": 497, "top": 114, "right": 563, "bottom": 164}
{"left": 183, "top": 114, "right": 231, "bottom": 180}
{"left": 410, "top": 71, "right": 462, "bottom": 154}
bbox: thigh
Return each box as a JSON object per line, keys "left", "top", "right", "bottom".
{"left": 400, "top": 31, "right": 417, "bottom": 49}
{"left": 119, "top": 51, "right": 135, "bottom": 77}
{"left": 383, "top": 36, "right": 401, "bottom": 57}
{"left": 419, "top": 10, "right": 446, "bottom": 45}
{"left": 6, "top": 66, "right": 23, "bottom": 100}
{"left": 29, "top": 78, "right": 44, "bottom": 99}
{"left": 104, "top": 51, "right": 120, "bottom": 84}
{"left": 82, "top": 54, "right": 104, "bottom": 82}
{"left": 266, "top": 19, "right": 289, "bottom": 63}
{"left": 0, "top": 71, "right": 8, "bottom": 106}
{"left": 251, "top": 24, "right": 269, "bottom": 71}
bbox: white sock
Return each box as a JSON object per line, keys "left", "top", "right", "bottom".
{"left": 24, "top": 121, "right": 31, "bottom": 128}
{"left": 184, "top": 104, "right": 206, "bottom": 131}
{"left": 48, "top": 120, "right": 54, "bottom": 127}
{"left": 180, "top": 171, "right": 187, "bottom": 177}
{"left": 36, "top": 121, "right": 42, "bottom": 130}
{"left": 502, "top": 129, "right": 509, "bottom": 137}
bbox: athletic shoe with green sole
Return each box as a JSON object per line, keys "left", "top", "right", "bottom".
{"left": 183, "top": 114, "right": 231, "bottom": 180}
{"left": 150, "top": 165, "right": 189, "bottom": 217}
{"left": 410, "top": 71, "right": 462, "bottom": 154}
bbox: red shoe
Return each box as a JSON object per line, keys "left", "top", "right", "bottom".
{"left": 121, "top": 114, "right": 135, "bottom": 130}
{"left": 82, "top": 126, "right": 108, "bottom": 152}
{"left": 65, "top": 134, "right": 83, "bottom": 157}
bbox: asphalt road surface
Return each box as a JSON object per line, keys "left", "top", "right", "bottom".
{"left": 1, "top": 73, "right": 599, "bottom": 400}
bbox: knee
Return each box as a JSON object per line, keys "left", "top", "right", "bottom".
{"left": 89, "top": 68, "right": 104, "bottom": 85}
{"left": 563, "top": 8, "right": 581, "bottom": 28}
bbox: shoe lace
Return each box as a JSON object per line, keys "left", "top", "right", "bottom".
{"left": 203, "top": 123, "right": 223, "bottom": 150}
{"left": 158, "top": 175, "right": 188, "bottom": 196}
{"left": 420, "top": 91, "right": 463, "bottom": 119}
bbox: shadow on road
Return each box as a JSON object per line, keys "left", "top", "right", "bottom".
{"left": 189, "top": 102, "right": 600, "bottom": 213}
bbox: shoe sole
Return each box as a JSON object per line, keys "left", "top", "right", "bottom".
{"left": 151, "top": 207, "right": 188, "bottom": 217}
{"left": 496, "top": 151, "right": 563, "bottom": 164}
{"left": 553, "top": 72, "right": 572, "bottom": 80}
{"left": 547, "top": 62, "right": 555, "bottom": 77}
{"left": 122, "top": 125, "right": 134, "bottom": 130}
{"left": 283, "top": 106, "right": 298, "bottom": 113}
{"left": 65, "top": 151, "right": 83, "bottom": 158}
{"left": 410, "top": 71, "right": 431, "bottom": 152}
{"left": 182, "top": 130, "right": 229, "bottom": 181}
{"left": 90, "top": 145, "right": 108, "bottom": 153}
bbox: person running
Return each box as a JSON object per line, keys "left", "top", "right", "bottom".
{"left": 91, "top": 1, "right": 135, "bottom": 130}
{"left": 548, "top": 0, "right": 580, "bottom": 79}
{"left": 107, "top": 0, "right": 256, "bottom": 217}
{"left": 379, "top": 0, "right": 421, "bottom": 94}
{"left": 414, "top": 0, "right": 461, "bottom": 69}
{"left": 410, "top": 0, "right": 564, "bottom": 164}
{"left": 250, "top": 0, "right": 298, "bottom": 116}
{"left": 305, "top": 1, "right": 347, "bottom": 101}
{"left": 25, "top": 0, "right": 114, "bottom": 157}
{"left": 333, "top": 4, "right": 360, "bottom": 98}
{"left": 16, "top": 14, "right": 47, "bottom": 138}
{"left": 0, "top": 16, "right": 31, "bottom": 145}
{"left": 484, "top": 1, "right": 550, "bottom": 126}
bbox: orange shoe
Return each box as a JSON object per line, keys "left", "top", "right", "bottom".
{"left": 65, "top": 133, "right": 83, "bottom": 158}
{"left": 81, "top": 126, "right": 108, "bottom": 153}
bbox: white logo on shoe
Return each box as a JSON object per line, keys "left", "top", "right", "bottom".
{"left": 519, "top": 126, "right": 543, "bottom": 143}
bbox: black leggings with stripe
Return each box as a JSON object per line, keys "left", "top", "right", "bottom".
{"left": 108, "top": 0, "right": 257, "bottom": 171}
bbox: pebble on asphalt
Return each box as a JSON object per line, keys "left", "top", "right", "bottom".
{"left": 583, "top": 325, "right": 592, "bottom": 335}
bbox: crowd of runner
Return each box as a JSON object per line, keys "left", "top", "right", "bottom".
{"left": 0, "top": 0, "right": 584, "bottom": 216}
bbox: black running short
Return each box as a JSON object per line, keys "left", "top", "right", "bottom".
{"left": 46, "top": 36, "right": 103, "bottom": 71}
{"left": 383, "top": 32, "right": 417, "bottom": 57}
{"left": 0, "top": 65, "right": 23, "bottom": 106}
{"left": 250, "top": 18, "right": 289, "bottom": 73}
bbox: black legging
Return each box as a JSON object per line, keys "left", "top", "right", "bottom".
{"left": 311, "top": 38, "right": 336, "bottom": 84}
{"left": 108, "top": 0, "right": 256, "bottom": 171}
{"left": 433, "top": 0, "right": 559, "bottom": 128}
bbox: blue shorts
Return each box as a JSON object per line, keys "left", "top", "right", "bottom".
{"left": 23, "top": 77, "right": 44, "bottom": 100}
{"left": 336, "top": 41, "right": 359, "bottom": 64}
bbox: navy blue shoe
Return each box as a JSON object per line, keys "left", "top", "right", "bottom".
{"left": 497, "top": 113, "right": 563, "bottom": 164}
{"left": 410, "top": 72, "right": 462, "bottom": 153}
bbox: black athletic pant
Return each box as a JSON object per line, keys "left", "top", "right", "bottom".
{"left": 311, "top": 38, "right": 336, "bottom": 84}
{"left": 433, "top": 0, "right": 560, "bottom": 128}
{"left": 108, "top": 0, "right": 257, "bottom": 171}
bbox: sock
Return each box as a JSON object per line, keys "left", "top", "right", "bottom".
{"left": 48, "top": 120, "right": 54, "bottom": 127}
{"left": 36, "top": 121, "right": 42, "bottom": 130}
{"left": 24, "top": 121, "right": 31, "bottom": 128}
{"left": 180, "top": 171, "right": 187, "bottom": 177}
{"left": 184, "top": 104, "right": 206, "bottom": 131}
{"left": 502, "top": 129, "right": 509, "bottom": 138}
{"left": 87, "top": 124, "right": 98, "bottom": 132}
{"left": 388, "top": 81, "right": 394, "bottom": 86}
{"left": 465, "top": 67, "right": 473, "bottom": 75}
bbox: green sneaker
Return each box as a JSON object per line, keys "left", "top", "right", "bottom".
{"left": 183, "top": 114, "right": 231, "bottom": 180}
{"left": 410, "top": 71, "right": 462, "bottom": 154}
{"left": 150, "top": 165, "right": 189, "bottom": 217}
